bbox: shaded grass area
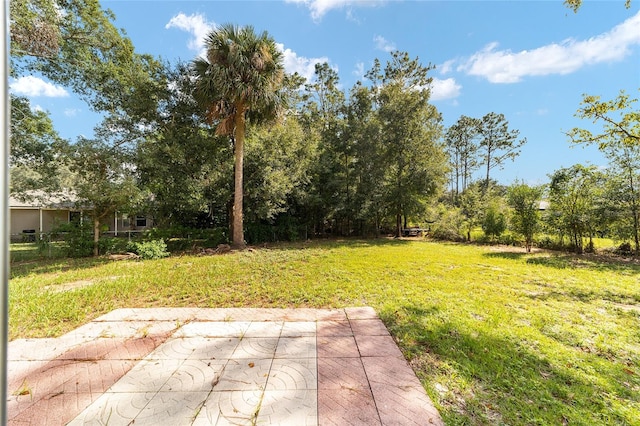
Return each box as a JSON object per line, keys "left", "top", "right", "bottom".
{"left": 9, "top": 239, "right": 640, "bottom": 425}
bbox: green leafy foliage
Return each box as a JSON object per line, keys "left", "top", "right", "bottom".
{"left": 144, "top": 226, "right": 228, "bottom": 252}
{"left": 547, "top": 164, "right": 606, "bottom": 254}
{"left": 127, "top": 239, "right": 169, "bottom": 260}
{"left": 11, "top": 0, "right": 162, "bottom": 116}
{"left": 368, "top": 52, "right": 448, "bottom": 236}
{"left": 9, "top": 96, "right": 69, "bottom": 198}
{"left": 507, "top": 182, "right": 543, "bottom": 252}
{"left": 244, "top": 118, "right": 313, "bottom": 223}
{"left": 65, "top": 138, "right": 146, "bottom": 256}
{"left": 51, "top": 221, "right": 95, "bottom": 258}
{"left": 568, "top": 90, "right": 640, "bottom": 253}
{"left": 481, "top": 203, "right": 507, "bottom": 239}
{"left": 477, "top": 112, "right": 526, "bottom": 193}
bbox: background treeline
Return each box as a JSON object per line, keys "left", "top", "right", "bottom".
{"left": 9, "top": 1, "right": 639, "bottom": 256}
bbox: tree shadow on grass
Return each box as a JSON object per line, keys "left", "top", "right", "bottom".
{"left": 9, "top": 256, "right": 113, "bottom": 279}
{"left": 381, "top": 303, "right": 638, "bottom": 425}
{"left": 483, "top": 251, "right": 640, "bottom": 274}
{"left": 253, "top": 236, "right": 414, "bottom": 253}
{"left": 275, "top": 236, "right": 413, "bottom": 247}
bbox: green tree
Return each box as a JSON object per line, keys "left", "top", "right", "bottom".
{"left": 596, "top": 145, "right": 640, "bottom": 254}
{"left": 192, "top": 24, "right": 285, "bottom": 249}
{"left": 567, "top": 90, "right": 639, "bottom": 149}
{"left": 137, "top": 63, "right": 231, "bottom": 228}
{"left": 507, "top": 182, "right": 543, "bottom": 252}
{"left": 568, "top": 90, "right": 640, "bottom": 253}
{"left": 301, "top": 63, "right": 350, "bottom": 235}
{"left": 548, "top": 164, "right": 604, "bottom": 254}
{"left": 366, "top": 51, "right": 448, "bottom": 237}
{"left": 445, "top": 115, "right": 480, "bottom": 202}
{"left": 9, "top": 95, "right": 69, "bottom": 198}
{"left": 459, "top": 184, "right": 483, "bottom": 241}
{"left": 482, "top": 202, "right": 507, "bottom": 240}
{"left": 67, "top": 138, "right": 144, "bottom": 256}
{"left": 346, "top": 82, "right": 387, "bottom": 236}
{"left": 601, "top": 168, "right": 640, "bottom": 253}
{"left": 477, "top": 112, "right": 526, "bottom": 194}
{"left": 11, "top": 0, "right": 162, "bottom": 116}
{"left": 244, "top": 117, "right": 312, "bottom": 223}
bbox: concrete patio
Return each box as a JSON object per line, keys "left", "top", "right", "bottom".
{"left": 7, "top": 307, "right": 443, "bottom": 425}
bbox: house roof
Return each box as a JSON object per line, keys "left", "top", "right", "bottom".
{"left": 10, "top": 190, "right": 78, "bottom": 209}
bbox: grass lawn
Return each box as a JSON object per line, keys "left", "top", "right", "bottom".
{"left": 9, "top": 239, "right": 640, "bottom": 425}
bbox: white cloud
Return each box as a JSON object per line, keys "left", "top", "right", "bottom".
{"left": 374, "top": 35, "right": 396, "bottom": 53}
{"left": 165, "top": 12, "right": 214, "bottom": 57}
{"left": 10, "top": 76, "right": 69, "bottom": 97}
{"left": 31, "top": 104, "right": 44, "bottom": 113}
{"left": 166, "top": 13, "right": 327, "bottom": 82}
{"left": 353, "top": 62, "right": 365, "bottom": 79}
{"left": 64, "top": 108, "right": 79, "bottom": 117}
{"left": 429, "top": 77, "right": 462, "bottom": 101}
{"left": 285, "top": 0, "right": 387, "bottom": 21}
{"left": 172, "top": 12, "right": 315, "bottom": 76}
{"left": 458, "top": 10, "right": 640, "bottom": 83}
{"left": 438, "top": 60, "right": 456, "bottom": 75}
{"left": 276, "top": 43, "right": 331, "bottom": 82}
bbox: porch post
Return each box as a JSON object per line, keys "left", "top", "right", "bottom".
{"left": 114, "top": 212, "right": 118, "bottom": 236}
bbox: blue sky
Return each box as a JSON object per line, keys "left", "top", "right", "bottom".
{"left": 10, "top": 0, "right": 640, "bottom": 185}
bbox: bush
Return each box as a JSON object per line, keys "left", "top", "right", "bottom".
{"left": 428, "top": 204, "right": 465, "bottom": 242}
{"left": 430, "top": 227, "right": 465, "bottom": 242}
{"left": 535, "top": 236, "right": 556, "bottom": 250}
{"left": 614, "top": 242, "right": 633, "bottom": 256}
{"left": 245, "top": 218, "right": 308, "bottom": 244}
{"left": 127, "top": 239, "right": 170, "bottom": 260}
{"left": 51, "top": 221, "right": 94, "bottom": 258}
{"left": 99, "top": 237, "right": 130, "bottom": 255}
{"left": 482, "top": 204, "right": 507, "bottom": 239}
{"left": 497, "top": 232, "right": 519, "bottom": 246}
{"left": 535, "top": 235, "right": 579, "bottom": 252}
{"left": 144, "top": 226, "right": 228, "bottom": 252}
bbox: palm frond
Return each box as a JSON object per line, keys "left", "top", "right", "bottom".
{"left": 191, "top": 23, "right": 285, "bottom": 129}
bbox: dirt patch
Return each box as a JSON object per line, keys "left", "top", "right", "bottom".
{"left": 609, "top": 302, "right": 640, "bottom": 313}
{"left": 108, "top": 252, "right": 139, "bottom": 261}
{"left": 44, "top": 280, "right": 94, "bottom": 293}
{"left": 487, "top": 245, "right": 546, "bottom": 254}
{"left": 44, "top": 276, "right": 120, "bottom": 293}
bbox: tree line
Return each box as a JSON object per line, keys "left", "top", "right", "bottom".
{"left": 10, "top": 0, "right": 640, "bottom": 256}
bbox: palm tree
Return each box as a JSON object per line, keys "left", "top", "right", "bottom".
{"left": 192, "top": 24, "right": 284, "bottom": 249}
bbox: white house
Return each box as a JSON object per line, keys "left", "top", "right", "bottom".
{"left": 9, "top": 191, "right": 152, "bottom": 242}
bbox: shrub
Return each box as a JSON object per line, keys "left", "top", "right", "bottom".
{"left": 51, "top": 221, "right": 94, "bottom": 258}
{"left": 428, "top": 204, "right": 466, "bottom": 242}
{"left": 482, "top": 204, "right": 507, "bottom": 240}
{"left": 497, "top": 232, "right": 519, "bottom": 246}
{"left": 245, "top": 218, "right": 306, "bottom": 244}
{"left": 535, "top": 235, "right": 555, "bottom": 250}
{"left": 614, "top": 242, "right": 633, "bottom": 256}
{"left": 430, "top": 227, "right": 465, "bottom": 242}
{"left": 144, "top": 227, "right": 228, "bottom": 252}
{"left": 128, "top": 239, "right": 170, "bottom": 260}
{"left": 99, "top": 237, "right": 130, "bottom": 255}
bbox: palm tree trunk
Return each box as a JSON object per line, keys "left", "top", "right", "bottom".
{"left": 232, "top": 105, "right": 247, "bottom": 249}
